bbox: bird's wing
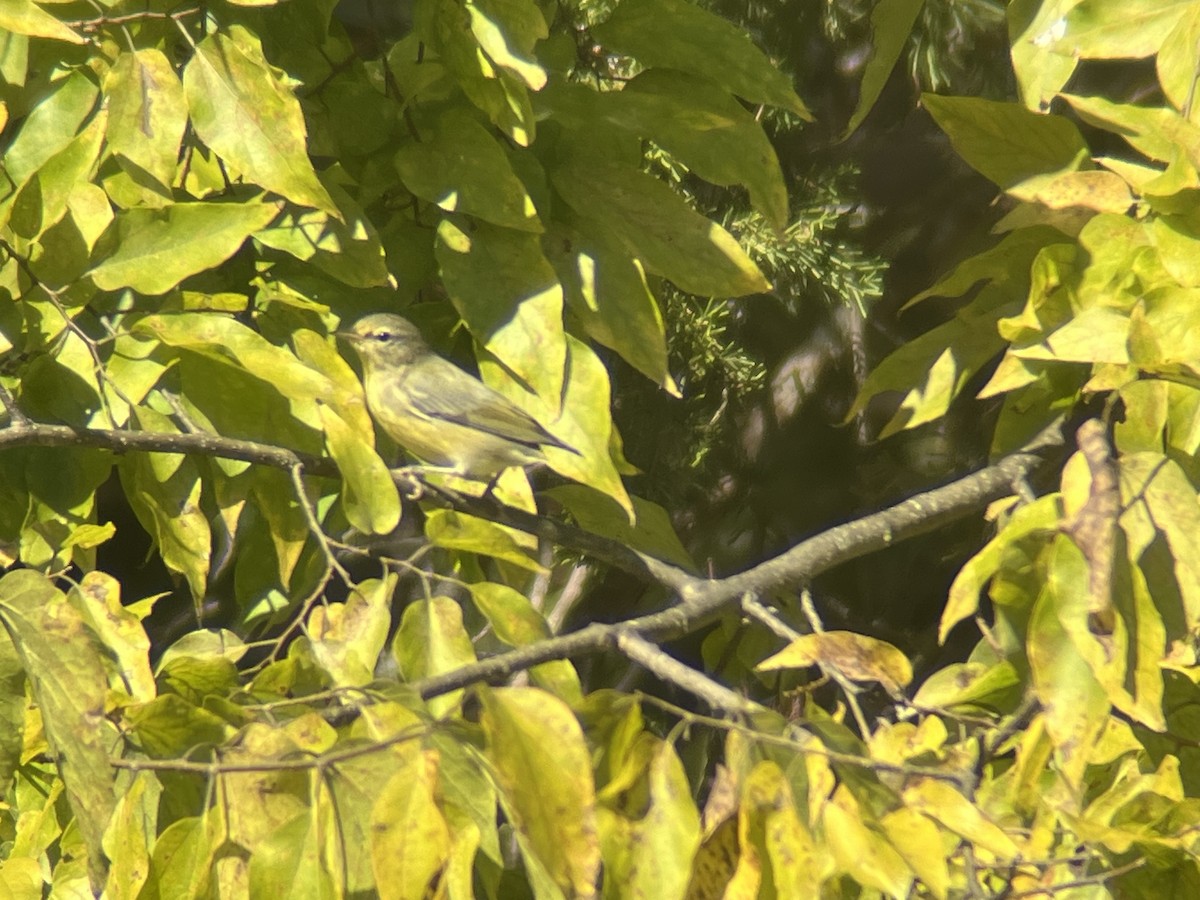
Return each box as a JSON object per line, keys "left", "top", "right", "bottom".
{"left": 402, "top": 358, "right": 575, "bottom": 451}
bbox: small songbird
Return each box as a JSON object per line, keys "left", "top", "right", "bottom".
{"left": 340, "top": 313, "right": 577, "bottom": 479}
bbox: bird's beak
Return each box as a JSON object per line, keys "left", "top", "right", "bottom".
{"left": 334, "top": 330, "right": 362, "bottom": 343}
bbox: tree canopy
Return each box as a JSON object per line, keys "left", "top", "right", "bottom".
{"left": 1, "top": 0, "right": 1200, "bottom": 897}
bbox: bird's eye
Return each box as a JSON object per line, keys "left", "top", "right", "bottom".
{"left": 374, "top": 331, "right": 392, "bottom": 342}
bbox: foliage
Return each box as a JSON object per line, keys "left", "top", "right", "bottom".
{"left": 0, "top": 0, "right": 1199, "bottom": 898}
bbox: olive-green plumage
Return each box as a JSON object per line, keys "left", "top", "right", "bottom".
{"left": 341, "top": 313, "right": 576, "bottom": 478}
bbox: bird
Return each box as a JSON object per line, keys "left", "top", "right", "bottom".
{"left": 339, "top": 313, "right": 578, "bottom": 480}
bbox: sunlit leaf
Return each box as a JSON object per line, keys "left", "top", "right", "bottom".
{"left": 90, "top": 201, "right": 282, "bottom": 295}
{"left": 184, "top": 29, "right": 336, "bottom": 213}
{"left": 479, "top": 686, "right": 600, "bottom": 898}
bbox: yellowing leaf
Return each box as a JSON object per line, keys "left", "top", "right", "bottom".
{"left": 823, "top": 788, "right": 913, "bottom": 898}
{"left": 598, "top": 739, "right": 701, "bottom": 899}
{"left": 1009, "top": 0, "right": 1081, "bottom": 110}
{"left": 371, "top": 749, "right": 452, "bottom": 900}
{"left": 479, "top": 686, "right": 600, "bottom": 898}
{"left": 879, "top": 808, "right": 949, "bottom": 900}
{"left": 70, "top": 571, "right": 155, "bottom": 702}
{"left": 425, "top": 509, "right": 545, "bottom": 571}
{"left": 305, "top": 576, "right": 395, "bottom": 687}
{"left": 183, "top": 30, "right": 336, "bottom": 214}
{"left": 105, "top": 49, "right": 188, "bottom": 191}
{"left": 469, "top": 582, "right": 582, "bottom": 704}
{"left": 249, "top": 809, "right": 341, "bottom": 899}
{"left": 902, "top": 779, "right": 1020, "bottom": 859}
{"left": 392, "top": 596, "right": 477, "bottom": 716}
{"left": 757, "top": 631, "right": 913, "bottom": 692}
{"left": 0, "top": 0, "right": 84, "bottom": 44}
{"left": 0, "top": 570, "right": 118, "bottom": 892}
{"left": 481, "top": 338, "right": 634, "bottom": 520}
{"left": 1053, "top": 0, "right": 1193, "bottom": 60}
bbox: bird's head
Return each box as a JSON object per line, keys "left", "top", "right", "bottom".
{"left": 339, "top": 313, "right": 430, "bottom": 368}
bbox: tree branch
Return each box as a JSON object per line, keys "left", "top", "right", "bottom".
{"left": 413, "top": 431, "right": 1061, "bottom": 699}
{"left": 0, "top": 417, "right": 1062, "bottom": 707}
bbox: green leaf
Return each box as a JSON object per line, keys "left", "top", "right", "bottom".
{"left": 9, "top": 110, "right": 105, "bottom": 240}
{"left": 0, "top": 0, "right": 84, "bottom": 44}
{"left": 249, "top": 809, "right": 341, "bottom": 900}
{"left": 304, "top": 576, "right": 395, "bottom": 687}
{"left": 125, "top": 694, "right": 232, "bottom": 759}
{"left": 0, "top": 626, "right": 25, "bottom": 801}
{"left": 482, "top": 336, "right": 634, "bottom": 518}
{"left": 911, "top": 659, "right": 1021, "bottom": 710}
{"left": 466, "top": 0, "right": 548, "bottom": 91}
{"left": 1158, "top": 4, "right": 1200, "bottom": 118}
{"left": 552, "top": 157, "right": 770, "bottom": 297}
{"left": 392, "top": 596, "right": 477, "bottom": 715}
{"left": 843, "top": 0, "right": 926, "bottom": 137}
{"left": 420, "top": 0, "right": 536, "bottom": 145}
{"left": 479, "top": 686, "right": 600, "bottom": 898}
{"left": 1008, "top": 0, "right": 1081, "bottom": 110}
{"left": 0, "top": 70, "right": 96, "bottom": 201}
{"left": 922, "top": 94, "right": 1089, "bottom": 193}
{"left": 591, "top": 0, "right": 810, "bottom": 119}
{"left": 1120, "top": 453, "right": 1200, "bottom": 628}
{"left": 904, "top": 226, "right": 1068, "bottom": 309}
{"left": 435, "top": 218, "right": 566, "bottom": 403}
{"left": 598, "top": 739, "right": 701, "bottom": 900}
{"left": 139, "top": 813, "right": 217, "bottom": 900}
{"left": 0, "top": 570, "right": 118, "bottom": 892}
{"left": 425, "top": 508, "right": 545, "bottom": 571}
{"left": 183, "top": 29, "right": 336, "bottom": 214}
{"left": 1063, "top": 94, "right": 1200, "bottom": 167}
{"left": 70, "top": 571, "right": 156, "bottom": 702}
{"left": 546, "top": 225, "right": 678, "bottom": 395}
{"left": 1053, "top": 0, "right": 1193, "bottom": 59}
{"left": 469, "top": 582, "right": 582, "bottom": 704}
{"left": 942, "top": 495, "right": 1062, "bottom": 641}
{"left": 320, "top": 405, "right": 401, "bottom": 536}
{"left": 118, "top": 407, "right": 212, "bottom": 601}
{"left": 370, "top": 746, "right": 453, "bottom": 900}
{"left": 849, "top": 284, "right": 1016, "bottom": 436}
{"left": 609, "top": 70, "right": 788, "bottom": 229}
{"left": 135, "top": 313, "right": 334, "bottom": 406}
{"left": 328, "top": 751, "right": 407, "bottom": 894}
{"left": 546, "top": 486, "right": 693, "bottom": 569}
{"left": 90, "top": 201, "right": 282, "bottom": 295}
{"left": 253, "top": 169, "right": 392, "bottom": 288}
{"left": 395, "top": 108, "right": 542, "bottom": 231}
{"left": 104, "top": 49, "right": 188, "bottom": 192}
